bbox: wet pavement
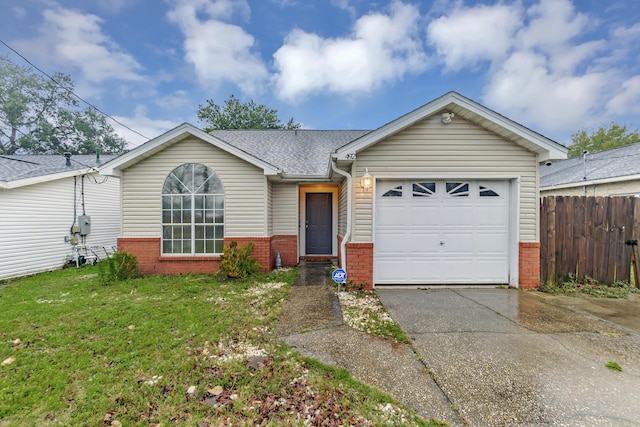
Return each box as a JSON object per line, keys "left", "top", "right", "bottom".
{"left": 278, "top": 263, "right": 461, "bottom": 424}
{"left": 278, "top": 264, "right": 640, "bottom": 426}
{"left": 378, "top": 289, "right": 640, "bottom": 426}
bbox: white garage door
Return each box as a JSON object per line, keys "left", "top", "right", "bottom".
{"left": 375, "top": 180, "right": 510, "bottom": 284}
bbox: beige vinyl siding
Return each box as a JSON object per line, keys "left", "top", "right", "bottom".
{"left": 0, "top": 174, "right": 120, "bottom": 280}
{"left": 541, "top": 179, "right": 640, "bottom": 197}
{"left": 338, "top": 178, "right": 348, "bottom": 236}
{"left": 267, "top": 180, "right": 273, "bottom": 235}
{"left": 271, "top": 182, "right": 298, "bottom": 235}
{"left": 353, "top": 114, "right": 538, "bottom": 242}
{"left": 122, "top": 137, "right": 267, "bottom": 237}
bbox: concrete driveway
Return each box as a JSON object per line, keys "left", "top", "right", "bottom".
{"left": 377, "top": 288, "right": 640, "bottom": 426}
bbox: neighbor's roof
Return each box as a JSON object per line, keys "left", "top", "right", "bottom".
{"left": 541, "top": 142, "right": 640, "bottom": 189}
{"left": 211, "top": 129, "right": 370, "bottom": 176}
{"left": 0, "top": 154, "right": 116, "bottom": 189}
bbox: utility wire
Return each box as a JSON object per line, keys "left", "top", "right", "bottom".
{"left": 0, "top": 38, "right": 149, "bottom": 141}
{"left": 0, "top": 115, "right": 115, "bottom": 179}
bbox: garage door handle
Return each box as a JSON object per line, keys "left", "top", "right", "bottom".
{"left": 440, "top": 241, "right": 445, "bottom": 245}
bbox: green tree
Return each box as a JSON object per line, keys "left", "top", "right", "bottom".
{"left": 567, "top": 123, "right": 640, "bottom": 158}
{"left": 0, "top": 56, "right": 127, "bottom": 155}
{"left": 197, "top": 94, "right": 300, "bottom": 131}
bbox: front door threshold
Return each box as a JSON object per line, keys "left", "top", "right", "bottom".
{"left": 300, "top": 255, "right": 337, "bottom": 263}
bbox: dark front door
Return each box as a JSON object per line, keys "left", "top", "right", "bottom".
{"left": 306, "top": 193, "right": 332, "bottom": 254}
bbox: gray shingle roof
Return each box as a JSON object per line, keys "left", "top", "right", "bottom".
{"left": 209, "top": 129, "right": 371, "bottom": 176}
{"left": 541, "top": 142, "right": 640, "bottom": 188}
{"left": 0, "top": 154, "right": 117, "bottom": 183}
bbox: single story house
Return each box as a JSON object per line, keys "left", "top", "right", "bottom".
{"left": 100, "top": 92, "right": 567, "bottom": 289}
{"left": 541, "top": 142, "right": 640, "bottom": 197}
{"left": 0, "top": 153, "right": 120, "bottom": 281}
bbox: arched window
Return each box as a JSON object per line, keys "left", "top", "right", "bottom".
{"left": 161, "top": 163, "right": 224, "bottom": 255}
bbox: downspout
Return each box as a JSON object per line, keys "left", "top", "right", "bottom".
{"left": 331, "top": 160, "right": 352, "bottom": 272}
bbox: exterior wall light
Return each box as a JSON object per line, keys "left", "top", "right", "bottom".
{"left": 360, "top": 168, "right": 373, "bottom": 191}
{"left": 441, "top": 112, "right": 455, "bottom": 124}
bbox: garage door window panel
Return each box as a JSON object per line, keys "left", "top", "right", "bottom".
{"left": 446, "top": 182, "right": 469, "bottom": 197}
{"left": 382, "top": 185, "right": 403, "bottom": 197}
{"left": 413, "top": 182, "right": 436, "bottom": 197}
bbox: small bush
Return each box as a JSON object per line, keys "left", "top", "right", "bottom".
{"left": 99, "top": 250, "right": 140, "bottom": 285}
{"left": 219, "top": 241, "right": 261, "bottom": 279}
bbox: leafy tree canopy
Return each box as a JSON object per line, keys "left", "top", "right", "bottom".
{"left": 567, "top": 123, "right": 640, "bottom": 158}
{"left": 0, "top": 56, "right": 127, "bottom": 155}
{"left": 197, "top": 95, "right": 300, "bottom": 131}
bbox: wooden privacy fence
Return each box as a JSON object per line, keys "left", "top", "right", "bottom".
{"left": 540, "top": 196, "right": 640, "bottom": 284}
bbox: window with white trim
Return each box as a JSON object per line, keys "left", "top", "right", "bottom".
{"left": 161, "top": 163, "right": 224, "bottom": 255}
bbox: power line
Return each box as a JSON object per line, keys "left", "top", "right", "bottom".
{"left": 0, "top": 38, "right": 149, "bottom": 141}
{"left": 0, "top": 116, "right": 118, "bottom": 171}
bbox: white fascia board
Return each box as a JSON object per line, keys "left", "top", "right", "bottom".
{"left": 99, "top": 123, "right": 281, "bottom": 177}
{"left": 278, "top": 174, "right": 334, "bottom": 182}
{"left": 335, "top": 91, "right": 567, "bottom": 161}
{"left": 540, "top": 173, "right": 640, "bottom": 191}
{"left": 0, "top": 168, "right": 94, "bottom": 189}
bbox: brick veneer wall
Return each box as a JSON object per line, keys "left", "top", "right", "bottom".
{"left": 224, "top": 237, "right": 271, "bottom": 271}
{"left": 345, "top": 242, "right": 374, "bottom": 290}
{"left": 270, "top": 235, "right": 298, "bottom": 268}
{"left": 519, "top": 242, "right": 541, "bottom": 289}
{"left": 117, "top": 235, "right": 298, "bottom": 275}
{"left": 118, "top": 238, "right": 221, "bottom": 275}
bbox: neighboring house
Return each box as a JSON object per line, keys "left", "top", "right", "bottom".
{"left": 100, "top": 92, "right": 566, "bottom": 289}
{"left": 541, "top": 142, "right": 640, "bottom": 197}
{"left": 0, "top": 154, "right": 120, "bottom": 281}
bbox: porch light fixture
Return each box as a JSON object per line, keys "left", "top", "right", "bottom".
{"left": 360, "top": 168, "right": 373, "bottom": 191}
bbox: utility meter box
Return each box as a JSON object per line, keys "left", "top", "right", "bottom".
{"left": 78, "top": 215, "right": 91, "bottom": 236}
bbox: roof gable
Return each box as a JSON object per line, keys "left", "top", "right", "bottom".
{"left": 334, "top": 91, "right": 567, "bottom": 162}
{"left": 99, "top": 123, "right": 282, "bottom": 177}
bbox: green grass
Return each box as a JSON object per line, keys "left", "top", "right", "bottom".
{"left": 338, "top": 291, "right": 411, "bottom": 344}
{"left": 0, "top": 266, "right": 442, "bottom": 426}
{"left": 539, "top": 274, "right": 640, "bottom": 299}
{"left": 605, "top": 361, "right": 623, "bottom": 372}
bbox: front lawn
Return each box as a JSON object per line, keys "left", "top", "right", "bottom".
{"left": 0, "top": 266, "right": 437, "bottom": 426}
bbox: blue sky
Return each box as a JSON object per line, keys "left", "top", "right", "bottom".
{"left": 1, "top": 0, "right": 639, "bottom": 148}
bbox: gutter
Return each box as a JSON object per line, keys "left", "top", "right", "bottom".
{"left": 331, "top": 160, "right": 352, "bottom": 272}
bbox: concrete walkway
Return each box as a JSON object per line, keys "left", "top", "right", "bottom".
{"left": 278, "top": 264, "right": 640, "bottom": 426}
{"left": 277, "top": 263, "right": 462, "bottom": 425}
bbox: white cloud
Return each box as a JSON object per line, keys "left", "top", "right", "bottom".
{"left": 517, "top": 0, "right": 588, "bottom": 51}
{"left": 426, "top": 0, "right": 618, "bottom": 137}
{"left": 273, "top": 1, "right": 428, "bottom": 101}
{"left": 427, "top": 3, "right": 521, "bottom": 71}
{"left": 167, "top": 0, "right": 267, "bottom": 93}
{"left": 13, "top": 7, "right": 143, "bottom": 83}
{"left": 484, "top": 51, "right": 607, "bottom": 133}
{"left": 606, "top": 76, "right": 640, "bottom": 115}
{"left": 112, "top": 105, "right": 180, "bottom": 149}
